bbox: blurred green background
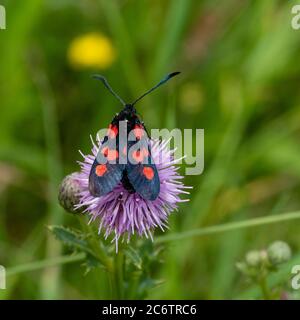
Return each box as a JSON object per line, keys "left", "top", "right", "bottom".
{"left": 1, "top": 0, "right": 300, "bottom": 299}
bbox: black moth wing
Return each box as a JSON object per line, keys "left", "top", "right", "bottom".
{"left": 126, "top": 141, "right": 160, "bottom": 201}
{"left": 89, "top": 133, "right": 125, "bottom": 197}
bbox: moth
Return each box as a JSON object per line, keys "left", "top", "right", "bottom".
{"left": 89, "top": 72, "right": 180, "bottom": 201}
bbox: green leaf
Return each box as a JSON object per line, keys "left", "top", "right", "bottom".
{"left": 138, "top": 277, "right": 164, "bottom": 299}
{"left": 48, "top": 225, "right": 91, "bottom": 253}
{"left": 124, "top": 247, "right": 142, "bottom": 270}
{"left": 83, "top": 254, "right": 104, "bottom": 275}
{"left": 49, "top": 225, "right": 106, "bottom": 273}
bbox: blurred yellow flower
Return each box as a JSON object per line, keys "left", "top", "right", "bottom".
{"left": 67, "top": 32, "right": 116, "bottom": 70}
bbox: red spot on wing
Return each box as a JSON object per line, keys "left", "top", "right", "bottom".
{"left": 101, "top": 147, "right": 119, "bottom": 161}
{"left": 101, "top": 146, "right": 109, "bottom": 157}
{"left": 107, "top": 124, "right": 118, "bottom": 139}
{"left": 132, "top": 150, "right": 143, "bottom": 163}
{"left": 95, "top": 164, "right": 107, "bottom": 177}
{"left": 132, "top": 148, "right": 149, "bottom": 163}
{"left": 133, "top": 125, "right": 144, "bottom": 140}
{"left": 143, "top": 166, "right": 154, "bottom": 180}
{"left": 107, "top": 149, "right": 119, "bottom": 161}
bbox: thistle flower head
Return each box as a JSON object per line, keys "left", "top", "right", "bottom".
{"left": 58, "top": 173, "right": 83, "bottom": 214}
{"left": 75, "top": 135, "right": 190, "bottom": 250}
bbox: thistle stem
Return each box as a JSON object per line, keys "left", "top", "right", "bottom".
{"left": 259, "top": 277, "right": 271, "bottom": 300}
{"left": 115, "top": 250, "right": 125, "bottom": 299}
{"left": 77, "top": 216, "right": 127, "bottom": 299}
{"left": 108, "top": 248, "right": 125, "bottom": 299}
{"left": 78, "top": 217, "right": 112, "bottom": 271}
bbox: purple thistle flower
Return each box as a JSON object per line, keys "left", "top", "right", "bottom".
{"left": 75, "top": 135, "right": 190, "bottom": 250}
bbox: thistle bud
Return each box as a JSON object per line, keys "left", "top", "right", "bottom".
{"left": 267, "top": 241, "right": 291, "bottom": 266}
{"left": 245, "top": 250, "right": 261, "bottom": 267}
{"left": 58, "top": 173, "right": 83, "bottom": 214}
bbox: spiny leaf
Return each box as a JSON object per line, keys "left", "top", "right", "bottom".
{"left": 137, "top": 277, "right": 164, "bottom": 299}
{"left": 124, "top": 247, "right": 142, "bottom": 270}
{"left": 83, "top": 254, "right": 104, "bottom": 275}
{"left": 48, "top": 225, "right": 91, "bottom": 254}
{"left": 49, "top": 225, "right": 106, "bottom": 273}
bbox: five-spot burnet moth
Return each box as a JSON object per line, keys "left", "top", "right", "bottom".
{"left": 89, "top": 72, "right": 180, "bottom": 201}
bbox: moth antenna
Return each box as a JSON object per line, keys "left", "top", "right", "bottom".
{"left": 132, "top": 71, "right": 180, "bottom": 106}
{"left": 92, "top": 75, "right": 126, "bottom": 107}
